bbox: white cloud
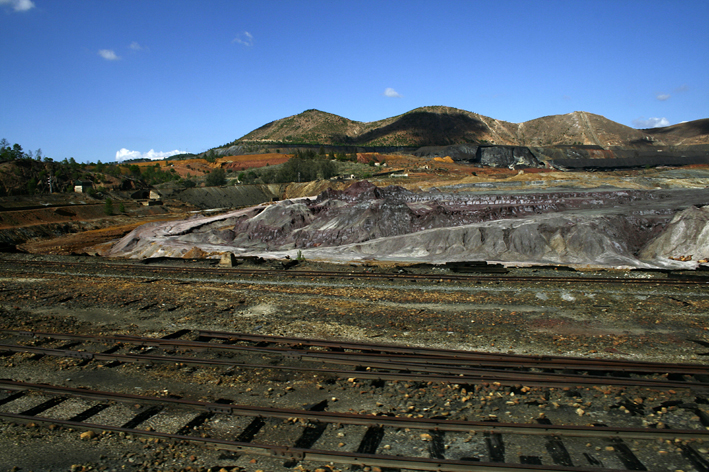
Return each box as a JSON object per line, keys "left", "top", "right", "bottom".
{"left": 232, "top": 31, "right": 254, "bottom": 46}
{"left": 656, "top": 93, "right": 670, "bottom": 101}
{"left": 115, "top": 148, "right": 184, "bottom": 162}
{"left": 129, "top": 41, "right": 143, "bottom": 51}
{"left": 98, "top": 49, "right": 120, "bottom": 61}
{"left": 384, "top": 87, "right": 402, "bottom": 98}
{"left": 0, "top": 0, "right": 35, "bottom": 12}
{"left": 632, "top": 117, "right": 670, "bottom": 128}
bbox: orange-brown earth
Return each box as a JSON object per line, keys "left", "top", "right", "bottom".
{"left": 219, "top": 153, "right": 290, "bottom": 171}
{"left": 132, "top": 154, "right": 291, "bottom": 178}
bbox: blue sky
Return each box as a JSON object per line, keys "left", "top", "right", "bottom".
{"left": 1, "top": 0, "right": 707, "bottom": 163}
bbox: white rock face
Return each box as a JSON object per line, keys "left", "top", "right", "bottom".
{"left": 639, "top": 206, "right": 709, "bottom": 262}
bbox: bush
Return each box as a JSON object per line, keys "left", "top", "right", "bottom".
{"left": 205, "top": 168, "right": 227, "bottom": 187}
{"left": 259, "top": 156, "right": 338, "bottom": 184}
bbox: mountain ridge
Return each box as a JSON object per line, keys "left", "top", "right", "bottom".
{"left": 232, "top": 107, "right": 709, "bottom": 149}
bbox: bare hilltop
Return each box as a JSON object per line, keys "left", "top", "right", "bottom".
{"left": 232, "top": 106, "right": 709, "bottom": 148}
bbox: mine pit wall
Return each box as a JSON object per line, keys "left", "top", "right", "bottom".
{"left": 415, "top": 144, "right": 709, "bottom": 170}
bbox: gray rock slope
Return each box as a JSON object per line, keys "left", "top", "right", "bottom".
{"left": 106, "top": 182, "right": 709, "bottom": 269}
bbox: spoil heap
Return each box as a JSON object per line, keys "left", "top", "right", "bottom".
{"left": 104, "top": 181, "right": 709, "bottom": 269}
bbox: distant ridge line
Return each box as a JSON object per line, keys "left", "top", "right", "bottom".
{"left": 226, "top": 107, "right": 709, "bottom": 150}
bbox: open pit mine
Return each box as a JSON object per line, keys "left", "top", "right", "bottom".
{"left": 4, "top": 108, "right": 709, "bottom": 472}
{"left": 102, "top": 180, "right": 709, "bottom": 270}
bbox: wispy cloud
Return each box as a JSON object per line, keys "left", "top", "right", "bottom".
{"left": 384, "top": 87, "right": 402, "bottom": 98}
{"left": 129, "top": 42, "right": 143, "bottom": 51}
{"left": 675, "top": 84, "right": 689, "bottom": 93}
{"left": 632, "top": 117, "right": 670, "bottom": 129}
{"left": 0, "top": 0, "right": 35, "bottom": 12}
{"left": 232, "top": 31, "right": 254, "bottom": 46}
{"left": 115, "top": 148, "right": 184, "bottom": 162}
{"left": 98, "top": 49, "right": 120, "bottom": 61}
{"left": 656, "top": 93, "right": 670, "bottom": 101}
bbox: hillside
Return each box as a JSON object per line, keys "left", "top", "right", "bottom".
{"left": 233, "top": 107, "right": 709, "bottom": 149}
{"left": 644, "top": 118, "right": 709, "bottom": 145}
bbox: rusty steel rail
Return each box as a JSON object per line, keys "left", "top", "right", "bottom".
{"left": 2, "top": 256, "right": 707, "bottom": 286}
{"left": 2, "top": 379, "right": 705, "bottom": 442}
{"left": 2, "top": 341, "right": 708, "bottom": 391}
{"left": 6, "top": 328, "right": 709, "bottom": 376}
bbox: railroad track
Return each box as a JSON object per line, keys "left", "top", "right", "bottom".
{"left": 3, "top": 329, "right": 709, "bottom": 470}
{"left": 2, "top": 328, "right": 709, "bottom": 391}
{"left": 2, "top": 378, "right": 709, "bottom": 472}
{"left": 1, "top": 256, "right": 707, "bottom": 286}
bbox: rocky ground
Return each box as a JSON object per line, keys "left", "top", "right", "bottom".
{"left": 1, "top": 255, "right": 709, "bottom": 471}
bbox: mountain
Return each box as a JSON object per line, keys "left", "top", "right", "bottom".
{"left": 233, "top": 106, "right": 709, "bottom": 149}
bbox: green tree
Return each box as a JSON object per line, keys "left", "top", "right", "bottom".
{"left": 104, "top": 198, "right": 114, "bottom": 215}
{"left": 320, "top": 159, "right": 336, "bottom": 179}
{"left": 245, "top": 171, "right": 257, "bottom": 183}
{"left": 1, "top": 142, "right": 26, "bottom": 160}
{"left": 205, "top": 168, "right": 227, "bottom": 187}
{"left": 27, "top": 178, "right": 37, "bottom": 195}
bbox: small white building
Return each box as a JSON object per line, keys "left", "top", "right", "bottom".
{"left": 73, "top": 181, "right": 93, "bottom": 193}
